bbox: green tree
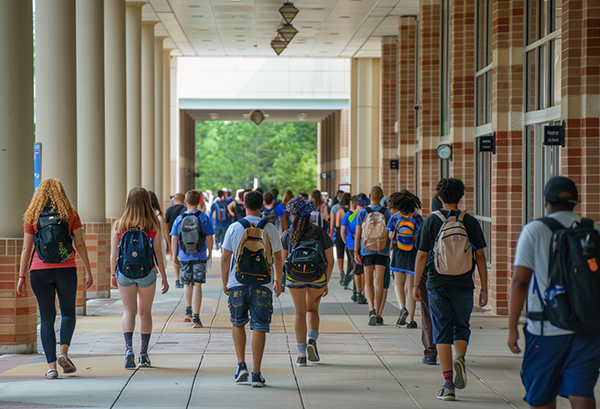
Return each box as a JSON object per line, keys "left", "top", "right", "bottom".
{"left": 195, "top": 121, "right": 317, "bottom": 195}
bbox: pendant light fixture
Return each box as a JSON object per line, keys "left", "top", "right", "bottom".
{"left": 278, "top": 23, "right": 298, "bottom": 42}
{"left": 270, "top": 35, "right": 287, "bottom": 55}
{"left": 279, "top": 2, "right": 299, "bottom": 24}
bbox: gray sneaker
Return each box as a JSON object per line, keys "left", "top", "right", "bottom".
{"left": 437, "top": 384, "right": 456, "bottom": 401}
{"left": 453, "top": 355, "right": 467, "bottom": 389}
{"left": 396, "top": 307, "right": 408, "bottom": 326}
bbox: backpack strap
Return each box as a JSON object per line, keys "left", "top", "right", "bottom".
{"left": 238, "top": 219, "right": 251, "bottom": 229}
{"left": 365, "top": 207, "right": 374, "bottom": 214}
{"left": 579, "top": 218, "right": 595, "bottom": 229}
{"left": 539, "top": 217, "right": 564, "bottom": 232}
{"left": 256, "top": 219, "right": 269, "bottom": 230}
{"left": 456, "top": 210, "right": 466, "bottom": 222}
{"left": 432, "top": 210, "right": 446, "bottom": 222}
{"left": 378, "top": 207, "right": 387, "bottom": 215}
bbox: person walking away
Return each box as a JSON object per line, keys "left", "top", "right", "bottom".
{"left": 165, "top": 193, "right": 187, "bottom": 288}
{"left": 211, "top": 190, "right": 230, "bottom": 251}
{"left": 309, "top": 189, "right": 330, "bottom": 231}
{"left": 110, "top": 187, "right": 169, "bottom": 369}
{"left": 413, "top": 178, "right": 488, "bottom": 401}
{"left": 386, "top": 190, "right": 423, "bottom": 329}
{"left": 149, "top": 191, "right": 170, "bottom": 277}
{"left": 261, "top": 191, "right": 285, "bottom": 232}
{"left": 220, "top": 191, "right": 283, "bottom": 387}
{"left": 334, "top": 193, "right": 351, "bottom": 285}
{"left": 342, "top": 194, "right": 368, "bottom": 303}
{"left": 171, "top": 190, "right": 214, "bottom": 328}
{"left": 281, "top": 197, "right": 334, "bottom": 366}
{"left": 17, "top": 178, "right": 93, "bottom": 379}
{"left": 228, "top": 189, "right": 247, "bottom": 222}
{"left": 354, "top": 186, "right": 392, "bottom": 325}
{"left": 279, "top": 189, "right": 294, "bottom": 235}
{"left": 509, "top": 176, "right": 600, "bottom": 409}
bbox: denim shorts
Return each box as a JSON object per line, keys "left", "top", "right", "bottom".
{"left": 228, "top": 285, "right": 273, "bottom": 332}
{"left": 428, "top": 287, "right": 474, "bottom": 344}
{"left": 521, "top": 327, "right": 600, "bottom": 407}
{"left": 117, "top": 268, "right": 157, "bottom": 288}
{"left": 180, "top": 260, "right": 207, "bottom": 285}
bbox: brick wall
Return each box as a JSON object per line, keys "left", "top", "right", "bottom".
{"left": 380, "top": 36, "right": 398, "bottom": 196}
{"left": 82, "top": 222, "right": 111, "bottom": 299}
{"left": 179, "top": 111, "right": 195, "bottom": 193}
{"left": 318, "top": 110, "right": 351, "bottom": 195}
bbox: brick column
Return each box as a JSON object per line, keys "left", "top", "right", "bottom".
{"left": 178, "top": 111, "right": 195, "bottom": 193}
{"left": 0, "top": 240, "right": 37, "bottom": 353}
{"left": 83, "top": 223, "right": 112, "bottom": 299}
{"left": 397, "top": 17, "right": 417, "bottom": 194}
{"left": 417, "top": 0, "right": 442, "bottom": 215}
{"left": 380, "top": 37, "right": 398, "bottom": 195}
{"left": 449, "top": 0, "right": 476, "bottom": 212}
{"left": 490, "top": 0, "right": 525, "bottom": 315}
{"left": 561, "top": 0, "right": 600, "bottom": 222}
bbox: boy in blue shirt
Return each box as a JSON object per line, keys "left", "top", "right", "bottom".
{"left": 171, "top": 190, "right": 214, "bottom": 328}
{"left": 341, "top": 194, "right": 368, "bottom": 304}
{"left": 354, "top": 186, "right": 392, "bottom": 325}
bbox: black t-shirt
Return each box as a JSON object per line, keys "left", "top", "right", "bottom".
{"left": 417, "top": 209, "right": 486, "bottom": 290}
{"left": 281, "top": 225, "right": 333, "bottom": 253}
{"left": 165, "top": 204, "right": 186, "bottom": 232}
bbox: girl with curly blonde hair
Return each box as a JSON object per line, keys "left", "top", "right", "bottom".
{"left": 110, "top": 187, "right": 168, "bottom": 369}
{"left": 17, "top": 178, "right": 93, "bottom": 380}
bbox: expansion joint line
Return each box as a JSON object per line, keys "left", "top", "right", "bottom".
{"left": 277, "top": 295, "right": 306, "bottom": 409}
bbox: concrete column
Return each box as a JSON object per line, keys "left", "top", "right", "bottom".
{"left": 350, "top": 58, "right": 381, "bottom": 193}
{"left": 104, "top": 0, "right": 127, "bottom": 219}
{"left": 380, "top": 37, "right": 398, "bottom": 195}
{"left": 126, "top": 2, "right": 145, "bottom": 191}
{"left": 170, "top": 57, "right": 179, "bottom": 194}
{"left": 162, "top": 48, "right": 173, "bottom": 205}
{"left": 154, "top": 37, "right": 165, "bottom": 202}
{"left": 77, "top": 0, "right": 105, "bottom": 222}
{"left": 35, "top": 0, "right": 77, "bottom": 206}
{"left": 141, "top": 22, "right": 156, "bottom": 191}
{"left": 0, "top": 0, "right": 37, "bottom": 354}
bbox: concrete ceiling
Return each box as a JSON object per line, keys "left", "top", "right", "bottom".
{"left": 140, "top": 0, "right": 420, "bottom": 58}
{"left": 187, "top": 109, "right": 336, "bottom": 122}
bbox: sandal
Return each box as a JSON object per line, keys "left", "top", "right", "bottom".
{"left": 57, "top": 353, "right": 77, "bottom": 374}
{"left": 46, "top": 369, "right": 58, "bottom": 379}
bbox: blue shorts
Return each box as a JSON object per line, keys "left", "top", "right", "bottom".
{"left": 228, "top": 285, "right": 273, "bottom": 332}
{"left": 521, "top": 327, "right": 600, "bottom": 407}
{"left": 180, "top": 260, "right": 207, "bottom": 285}
{"left": 117, "top": 268, "right": 157, "bottom": 288}
{"left": 428, "top": 287, "right": 473, "bottom": 344}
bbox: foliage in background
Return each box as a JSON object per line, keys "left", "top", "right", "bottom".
{"left": 195, "top": 121, "right": 318, "bottom": 195}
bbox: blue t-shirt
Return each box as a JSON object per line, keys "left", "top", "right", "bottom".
{"left": 211, "top": 200, "right": 230, "bottom": 229}
{"left": 341, "top": 210, "right": 357, "bottom": 250}
{"left": 355, "top": 205, "right": 392, "bottom": 256}
{"left": 170, "top": 210, "right": 215, "bottom": 261}
{"left": 274, "top": 202, "right": 286, "bottom": 217}
{"left": 386, "top": 212, "right": 423, "bottom": 246}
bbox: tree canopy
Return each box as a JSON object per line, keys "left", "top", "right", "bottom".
{"left": 195, "top": 121, "right": 318, "bottom": 195}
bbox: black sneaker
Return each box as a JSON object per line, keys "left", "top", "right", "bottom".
{"left": 453, "top": 355, "right": 467, "bottom": 389}
{"left": 406, "top": 320, "right": 418, "bottom": 329}
{"left": 251, "top": 372, "right": 265, "bottom": 388}
{"left": 422, "top": 356, "right": 437, "bottom": 365}
{"left": 376, "top": 316, "right": 384, "bottom": 325}
{"left": 339, "top": 271, "right": 345, "bottom": 286}
{"left": 235, "top": 362, "right": 249, "bottom": 383}
{"left": 368, "top": 310, "right": 377, "bottom": 326}
{"left": 351, "top": 292, "right": 357, "bottom": 302}
{"left": 396, "top": 307, "right": 408, "bottom": 326}
{"left": 296, "top": 356, "right": 307, "bottom": 366}
{"left": 437, "top": 384, "right": 456, "bottom": 401}
{"left": 343, "top": 273, "right": 354, "bottom": 288}
{"left": 306, "top": 339, "right": 320, "bottom": 362}
{"left": 357, "top": 294, "right": 368, "bottom": 304}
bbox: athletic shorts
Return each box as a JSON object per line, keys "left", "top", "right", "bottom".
{"left": 383, "top": 258, "right": 391, "bottom": 289}
{"left": 521, "top": 327, "right": 600, "bottom": 407}
{"left": 180, "top": 259, "right": 207, "bottom": 285}
{"left": 335, "top": 229, "right": 346, "bottom": 259}
{"left": 228, "top": 285, "right": 273, "bottom": 332}
{"left": 362, "top": 254, "right": 388, "bottom": 267}
{"left": 428, "top": 287, "right": 473, "bottom": 344}
{"left": 117, "top": 268, "right": 157, "bottom": 288}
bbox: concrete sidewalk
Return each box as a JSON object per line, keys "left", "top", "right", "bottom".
{"left": 0, "top": 256, "right": 585, "bottom": 409}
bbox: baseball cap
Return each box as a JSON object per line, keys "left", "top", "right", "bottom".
{"left": 543, "top": 176, "right": 580, "bottom": 204}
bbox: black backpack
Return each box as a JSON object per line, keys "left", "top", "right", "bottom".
{"left": 178, "top": 211, "right": 206, "bottom": 254}
{"left": 117, "top": 228, "right": 157, "bottom": 279}
{"left": 34, "top": 207, "right": 74, "bottom": 263}
{"left": 527, "top": 217, "right": 600, "bottom": 333}
{"left": 285, "top": 227, "right": 327, "bottom": 282}
{"left": 261, "top": 206, "right": 278, "bottom": 225}
{"left": 234, "top": 201, "right": 246, "bottom": 221}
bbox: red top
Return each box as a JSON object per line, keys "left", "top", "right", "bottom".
{"left": 24, "top": 213, "right": 82, "bottom": 271}
{"left": 117, "top": 231, "right": 157, "bottom": 241}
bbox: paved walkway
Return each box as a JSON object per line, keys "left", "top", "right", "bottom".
{"left": 0, "top": 256, "right": 584, "bottom": 408}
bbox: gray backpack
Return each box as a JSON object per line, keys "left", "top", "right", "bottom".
{"left": 431, "top": 210, "right": 474, "bottom": 276}
{"left": 178, "top": 211, "right": 206, "bottom": 254}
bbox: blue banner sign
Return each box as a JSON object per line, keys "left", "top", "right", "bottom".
{"left": 34, "top": 143, "right": 41, "bottom": 191}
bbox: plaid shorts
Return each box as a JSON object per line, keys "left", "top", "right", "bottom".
{"left": 180, "top": 260, "right": 207, "bottom": 285}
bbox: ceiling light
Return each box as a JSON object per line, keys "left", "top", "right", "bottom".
{"left": 249, "top": 110, "right": 266, "bottom": 126}
{"left": 279, "top": 2, "right": 299, "bottom": 24}
{"left": 270, "top": 36, "right": 287, "bottom": 55}
{"left": 278, "top": 23, "right": 298, "bottom": 42}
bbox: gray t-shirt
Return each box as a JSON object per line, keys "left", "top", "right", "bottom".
{"left": 514, "top": 210, "right": 600, "bottom": 336}
{"left": 222, "top": 215, "right": 283, "bottom": 289}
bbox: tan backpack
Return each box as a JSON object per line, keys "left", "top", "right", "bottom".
{"left": 235, "top": 219, "right": 273, "bottom": 285}
{"left": 361, "top": 207, "right": 389, "bottom": 252}
{"left": 432, "top": 210, "right": 475, "bottom": 276}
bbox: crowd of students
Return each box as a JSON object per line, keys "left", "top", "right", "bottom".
{"left": 15, "top": 177, "right": 600, "bottom": 408}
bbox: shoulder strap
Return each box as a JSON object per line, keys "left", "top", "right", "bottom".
{"left": 365, "top": 207, "right": 374, "bottom": 214}
{"left": 539, "top": 217, "right": 564, "bottom": 232}
{"left": 579, "top": 217, "right": 594, "bottom": 229}
{"left": 378, "top": 207, "right": 387, "bottom": 215}
{"left": 457, "top": 210, "right": 466, "bottom": 222}
{"left": 238, "top": 219, "right": 251, "bottom": 229}
{"left": 432, "top": 210, "right": 446, "bottom": 222}
{"left": 256, "top": 219, "right": 269, "bottom": 230}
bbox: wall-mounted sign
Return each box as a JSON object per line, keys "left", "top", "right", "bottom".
{"left": 34, "top": 143, "right": 41, "bottom": 191}
{"left": 544, "top": 121, "right": 565, "bottom": 147}
{"left": 390, "top": 159, "right": 399, "bottom": 169}
{"left": 338, "top": 184, "right": 351, "bottom": 193}
{"left": 479, "top": 134, "right": 496, "bottom": 154}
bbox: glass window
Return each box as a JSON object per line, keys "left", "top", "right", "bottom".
{"left": 475, "top": 0, "right": 493, "bottom": 126}
{"left": 526, "top": 50, "right": 538, "bottom": 111}
{"left": 551, "top": 37, "right": 562, "bottom": 106}
{"left": 539, "top": 44, "right": 548, "bottom": 109}
{"left": 475, "top": 137, "right": 492, "bottom": 263}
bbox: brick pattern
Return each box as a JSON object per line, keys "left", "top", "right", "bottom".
{"left": 82, "top": 222, "right": 111, "bottom": 299}
{"left": 490, "top": 0, "right": 525, "bottom": 315}
{"left": 0, "top": 239, "right": 37, "bottom": 350}
{"left": 318, "top": 110, "right": 351, "bottom": 195}
{"left": 179, "top": 111, "right": 195, "bottom": 193}
{"left": 397, "top": 17, "right": 417, "bottom": 194}
{"left": 380, "top": 37, "right": 398, "bottom": 195}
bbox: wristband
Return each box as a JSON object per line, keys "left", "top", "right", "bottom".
{"left": 19, "top": 276, "right": 26, "bottom": 279}
{"left": 111, "top": 274, "right": 116, "bottom": 277}
{"left": 480, "top": 289, "right": 488, "bottom": 294}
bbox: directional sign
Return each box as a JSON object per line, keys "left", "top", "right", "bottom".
{"left": 34, "top": 143, "right": 41, "bottom": 191}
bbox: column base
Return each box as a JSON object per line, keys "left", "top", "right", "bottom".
{"left": 86, "top": 290, "right": 110, "bottom": 299}
{"left": 0, "top": 342, "right": 37, "bottom": 355}
{"left": 76, "top": 306, "right": 86, "bottom": 316}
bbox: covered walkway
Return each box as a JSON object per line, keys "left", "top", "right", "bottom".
{"left": 0, "top": 257, "right": 572, "bottom": 409}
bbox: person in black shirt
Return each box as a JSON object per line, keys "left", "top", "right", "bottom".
{"left": 165, "top": 193, "right": 186, "bottom": 288}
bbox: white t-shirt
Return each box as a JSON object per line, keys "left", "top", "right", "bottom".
{"left": 222, "top": 215, "right": 283, "bottom": 289}
{"left": 514, "top": 210, "right": 600, "bottom": 336}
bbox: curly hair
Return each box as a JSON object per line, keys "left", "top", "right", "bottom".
{"left": 24, "top": 178, "right": 76, "bottom": 225}
{"left": 115, "top": 187, "right": 160, "bottom": 234}
{"left": 387, "top": 190, "right": 422, "bottom": 216}
{"left": 287, "top": 197, "right": 316, "bottom": 244}
{"left": 437, "top": 178, "right": 465, "bottom": 204}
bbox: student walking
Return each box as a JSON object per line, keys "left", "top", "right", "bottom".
{"left": 171, "top": 190, "right": 214, "bottom": 329}
{"left": 16, "top": 179, "right": 93, "bottom": 379}
{"left": 341, "top": 194, "right": 368, "bottom": 303}
{"left": 413, "top": 178, "right": 488, "bottom": 401}
{"left": 281, "top": 197, "right": 334, "bottom": 366}
{"left": 509, "top": 176, "right": 600, "bottom": 409}
{"left": 166, "top": 193, "right": 187, "bottom": 288}
{"left": 334, "top": 193, "right": 351, "bottom": 285}
{"left": 354, "top": 186, "right": 392, "bottom": 325}
{"left": 220, "top": 191, "right": 283, "bottom": 387}
{"left": 386, "top": 190, "right": 423, "bottom": 329}
{"left": 211, "top": 190, "right": 230, "bottom": 251}
{"left": 110, "top": 187, "right": 169, "bottom": 369}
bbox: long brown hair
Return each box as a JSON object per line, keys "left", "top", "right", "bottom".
{"left": 115, "top": 187, "right": 160, "bottom": 234}
{"left": 24, "top": 178, "right": 76, "bottom": 225}
{"left": 282, "top": 190, "right": 294, "bottom": 206}
{"left": 310, "top": 189, "right": 323, "bottom": 208}
{"left": 148, "top": 190, "right": 165, "bottom": 220}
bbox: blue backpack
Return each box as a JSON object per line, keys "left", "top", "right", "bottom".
{"left": 117, "top": 228, "right": 157, "bottom": 279}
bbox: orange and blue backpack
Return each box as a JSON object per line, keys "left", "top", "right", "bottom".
{"left": 394, "top": 213, "right": 419, "bottom": 252}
